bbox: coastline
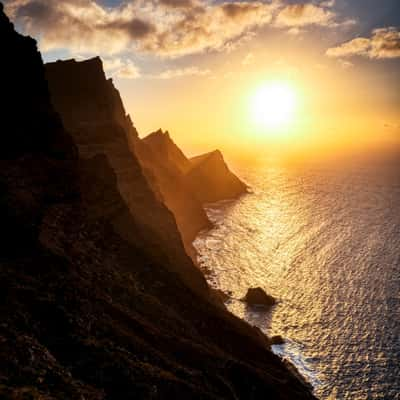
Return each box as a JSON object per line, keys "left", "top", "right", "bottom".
{"left": 193, "top": 195, "right": 316, "bottom": 397}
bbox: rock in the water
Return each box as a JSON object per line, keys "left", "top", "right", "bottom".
{"left": 243, "top": 287, "right": 276, "bottom": 307}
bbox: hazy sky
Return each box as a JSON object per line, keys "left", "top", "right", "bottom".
{"left": 5, "top": 0, "right": 400, "bottom": 158}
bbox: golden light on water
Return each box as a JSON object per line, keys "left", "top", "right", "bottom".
{"left": 250, "top": 82, "right": 298, "bottom": 131}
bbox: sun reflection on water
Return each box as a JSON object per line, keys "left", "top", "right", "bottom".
{"left": 194, "top": 157, "right": 400, "bottom": 399}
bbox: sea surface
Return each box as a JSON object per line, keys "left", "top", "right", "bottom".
{"left": 194, "top": 150, "right": 400, "bottom": 400}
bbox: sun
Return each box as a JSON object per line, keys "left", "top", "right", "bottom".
{"left": 251, "top": 82, "right": 297, "bottom": 130}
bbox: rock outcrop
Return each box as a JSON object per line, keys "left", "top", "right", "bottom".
{"left": 243, "top": 287, "right": 277, "bottom": 307}
{"left": 187, "top": 150, "right": 248, "bottom": 203}
{"left": 0, "top": 4, "right": 316, "bottom": 399}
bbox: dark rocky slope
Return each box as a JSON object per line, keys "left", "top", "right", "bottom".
{"left": 0, "top": 4, "right": 316, "bottom": 399}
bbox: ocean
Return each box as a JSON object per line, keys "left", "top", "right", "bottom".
{"left": 194, "top": 150, "right": 400, "bottom": 399}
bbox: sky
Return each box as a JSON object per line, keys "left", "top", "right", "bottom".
{"left": 4, "top": 0, "right": 400, "bottom": 160}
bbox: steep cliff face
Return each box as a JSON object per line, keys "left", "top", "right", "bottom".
{"left": 138, "top": 129, "right": 248, "bottom": 256}
{"left": 0, "top": 2, "right": 78, "bottom": 254}
{"left": 143, "top": 129, "right": 192, "bottom": 174}
{"left": 187, "top": 150, "right": 248, "bottom": 203}
{"left": 0, "top": 4, "right": 316, "bottom": 399}
{"left": 137, "top": 129, "right": 212, "bottom": 259}
{"left": 45, "top": 57, "right": 206, "bottom": 295}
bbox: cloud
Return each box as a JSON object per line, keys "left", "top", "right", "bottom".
{"left": 274, "top": 2, "right": 355, "bottom": 32}
{"left": 6, "top": 0, "right": 150, "bottom": 54}
{"left": 103, "top": 58, "right": 141, "bottom": 79}
{"left": 287, "top": 27, "right": 302, "bottom": 35}
{"left": 326, "top": 37, "right": 370, "bottom": 57}
{"left": 320, "top": 0, "right": 335, "bottom": 7}
{"left": 95, "top": 57, "right": 209, "bottom": 79}
{"left": 142, "top": 1, "right": 277, "bottom": 57}
{"left": 338, "top": 59, "right": 354, "bottom": 69}
{"left": 158, "top": 0, "right": 195, "bottom": 8}
{"left": 384, "top": 122, "right": 400, "bottom": 129}
{"left": 275, "top": 3, "right": 336, "bottom": 28}
{"left": 326, "top": 27, "right": 400, "bottom": 59}
{"left": 4, "top": 0, "right": 277, "bottom": 58}
{"left": 151, "top": 66, "right": 211, "bottom": 79}
{"left": 4, "top": 0, "right": 358, "bottom": 59}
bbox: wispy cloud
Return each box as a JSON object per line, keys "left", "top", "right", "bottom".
{"left": 274, "top": 2, "right": 355, "bottom": 31}
{"left": 326, "top": 27, "right": 400, "bottom": 59}
{"left": 151, "top": 66, "right": 211, "bottom": 79}
{"left": 338, "top": 59, "right": 354, "bottom": 69}
{"left": 103, "top": 58, "right": 141, "bottom": 79}
{"left": 275, "top": 3, "right": 335, "bottom": 28}
{"left": 103, "top": 59, "right": 210, "bottom": 80}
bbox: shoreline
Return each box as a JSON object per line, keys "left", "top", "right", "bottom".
{"left": 193, "top": 196, "right": 317, "bottom": 397}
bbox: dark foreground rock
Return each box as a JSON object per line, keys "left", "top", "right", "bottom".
{"left": 244, "top": 287, "right": 277, "bottom": 307}
{"left": 0, "top": 4, "right": 316, "bottom": 399}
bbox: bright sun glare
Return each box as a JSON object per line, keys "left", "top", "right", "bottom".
{"left": 251, "top": 82, "right": 297, "bottom": 130}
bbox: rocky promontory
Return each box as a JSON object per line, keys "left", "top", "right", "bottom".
{"left": 138, "top": 129, "right": 248, "bottom": 254}
{"left": 187, "top": 149, "right": 248, "bottom": 203}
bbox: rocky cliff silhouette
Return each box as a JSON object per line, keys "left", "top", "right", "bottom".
{"left": 45, "top": 57, "right": 205, "bottom": 292}
{"left": 188, "top": 150, "right": 248, "bottom": 203}
{"left": 140, "top": 129, "right": 247, "bottom": 224}
{"left": 0, "top": 4, "right": 316, "bottom": 399}
{"left": 44, "top": 60, "right": 246, "bottom": 259}
{"left": 136, "top": 129, "right": 212, "bottom": 260}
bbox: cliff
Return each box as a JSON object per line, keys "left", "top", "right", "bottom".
{"left": 135, "top": 129, "right": 211, "bottom": 259}
{"left": 45, "top": 57, "right": 245, "bottom": 257}
{"left": 138, "top": 129, "right": 248, "bottom": 254}
{"left": 0, "top": 4, "right": 316, "bottom": 399}
{"left": 187, "top": 150, "right": 248, "bottom": 203}
{"left": 143, "top": 129, "right": 192, "bottom": 174}
{"left": 45, "top": 57, "right": 206, "bottom": 295}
